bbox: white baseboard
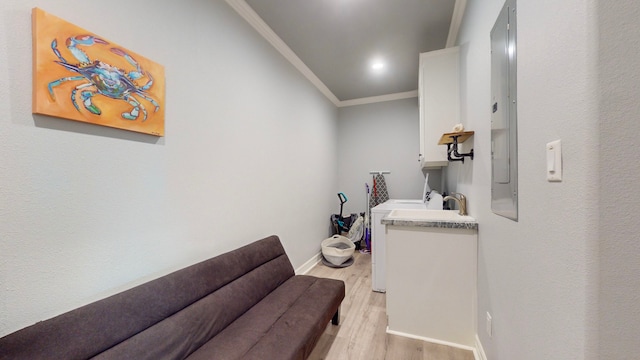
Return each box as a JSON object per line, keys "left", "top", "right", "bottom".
{"left": 295, "top": 252, "right": 321, "bottom": 275}
{"left": 386, "top": 327, "right": 476, "bottom": 353}
{"left": 474, "top": 334, "right": 487, "bottom": 360}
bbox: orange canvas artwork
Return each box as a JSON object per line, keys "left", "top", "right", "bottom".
{"left": 32, "top": 8, "right": 165, "bottom": 136}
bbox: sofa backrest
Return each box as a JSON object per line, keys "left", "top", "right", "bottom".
{"left": 0, "top": 235, "right": 295, "bottom": 360}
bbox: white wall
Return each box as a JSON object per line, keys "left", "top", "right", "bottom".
{"left": 455, "top": 0, "right": 600, "bottom": 359}
{"left": 598, "top": 0, "right": 640, "bottom": 358}
{"left": 336, "top": 98, "right": 435, "bottom": 215}
{"left": 0, "top": 0, "right": 338, "bottom": 337}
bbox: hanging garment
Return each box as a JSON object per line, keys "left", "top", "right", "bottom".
{"left": 369, "top": 174, "right": 390, "bottom": 209}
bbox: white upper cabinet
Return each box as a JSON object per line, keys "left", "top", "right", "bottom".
{"left": 418, "top": 46, "right": 460, "bottom": 169}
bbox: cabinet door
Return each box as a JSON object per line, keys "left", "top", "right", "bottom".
{"left": 419, "top": 47, "right": 460, "bottom": 169}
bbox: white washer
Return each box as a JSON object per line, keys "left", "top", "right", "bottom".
{"left": 371, "top": 199, "right": 426, "bottom": 292}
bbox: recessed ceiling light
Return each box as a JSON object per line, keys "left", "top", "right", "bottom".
{"left": 371, "top": 62, "right": 385, "bottom": 70}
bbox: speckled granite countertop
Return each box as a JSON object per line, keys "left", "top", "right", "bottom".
{"left": 381, "top": 217, "right": 478, "bottom": 230}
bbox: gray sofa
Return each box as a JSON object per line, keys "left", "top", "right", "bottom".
{"left": 0, "top": 235, "right": 345, "bottom": 360}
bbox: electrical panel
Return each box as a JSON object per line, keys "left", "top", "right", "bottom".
{"left": 491, "top": 0, "right": 518, "bottom": 221}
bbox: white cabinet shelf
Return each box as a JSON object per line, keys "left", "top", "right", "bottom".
{"left": 419, "top": 47, "right": 460, "bottom": 169}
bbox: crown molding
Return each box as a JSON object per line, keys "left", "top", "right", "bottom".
{"left": 446, "top": 0, "right": 468, "bottom": 47}
{"left": 338, "top": 90, "right": 418, "bottom": 108}
{"left": 225, "top": 0, "right": 341, "bottom": 106}
{"left": 227, "top": 0, "right": 423, "bottom": 108}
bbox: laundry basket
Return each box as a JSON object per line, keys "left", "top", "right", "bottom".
{"left": 321, "top": 235, "right": 355, "bottom": 267}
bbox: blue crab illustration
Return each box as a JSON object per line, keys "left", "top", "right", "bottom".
{"left": 48, "top": 35, "right": 160, "bottom": 121}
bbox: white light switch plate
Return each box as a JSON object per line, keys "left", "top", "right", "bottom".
{"left": 546, "top": 140, "right": 562, "bottom": 181}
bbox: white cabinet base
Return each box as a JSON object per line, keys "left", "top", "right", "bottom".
{"left": 385, "top": 327, "right": 477, "bottom": 352}
{"left": 386, "top": 225, "right": 477, "bottom": 347}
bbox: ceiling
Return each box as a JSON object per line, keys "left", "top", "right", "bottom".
{"left": 227, "top": 0, "right": 466, "bottom": 106}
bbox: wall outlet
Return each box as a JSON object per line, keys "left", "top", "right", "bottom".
{"left": 486, "top": 312, "right": 493, "bottom": 337}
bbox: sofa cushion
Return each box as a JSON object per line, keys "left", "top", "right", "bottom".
{"left": 93, "top": 254, "right": 295, "bottom": 359}
{"left": 185, "top": 275, "right": 345, "bottom": 360}
{"left": 0, "top": 235, "right": 293, "bottom": 360}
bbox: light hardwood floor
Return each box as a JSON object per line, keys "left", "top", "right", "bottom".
{"left": 307, "top": 251, "right": 475, "bottom": 360}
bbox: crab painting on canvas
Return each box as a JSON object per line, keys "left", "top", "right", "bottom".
{"left": 32, "top": 8, "right": 165, "bottom": 136}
